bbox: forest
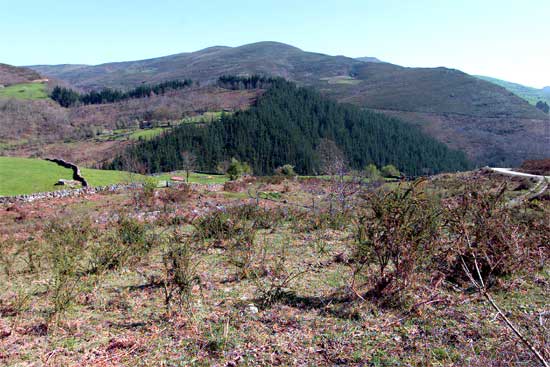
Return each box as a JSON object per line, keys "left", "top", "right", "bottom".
{"left": 217, "top": 75, "right": 279, "bottom": 90}
{"left": 50, "top": 79, "right": 193, "bottom": 107}
{"left": 109, "top": 79, "right": 471, "bottom": 176}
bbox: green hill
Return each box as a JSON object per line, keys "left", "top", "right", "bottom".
{"left": 475, "top": 75, "right": 550, "bottom": 106}
{"left": 110, "top": 79, "right": 471, "bottom": 176}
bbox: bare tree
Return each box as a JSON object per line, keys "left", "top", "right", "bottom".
{"left": 315, "top": 139, "right": 359, "bottom": 215}
{"left": 180, "top": 151, "right": 197, "bottom": 183}
{"left": 316, "top": 138, "right": 347, "bottom": 178}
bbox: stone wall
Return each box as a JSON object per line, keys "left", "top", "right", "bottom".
{"left": 0, "top": 183, "right": 142, "bottom": 205}
{"left": 0, "top": 182, "right": 225, "bottom": 204}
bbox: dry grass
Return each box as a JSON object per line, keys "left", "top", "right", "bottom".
{"left": 0, "top": 171, "right": 548, "bottom": 366}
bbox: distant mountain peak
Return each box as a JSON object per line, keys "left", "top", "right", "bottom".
{"left": 356, "top": 56, "right": 383, "bottom": 63}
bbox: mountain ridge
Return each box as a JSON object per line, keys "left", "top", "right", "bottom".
{"left": 15, "top": 41, "right": 550, "bottom": 165}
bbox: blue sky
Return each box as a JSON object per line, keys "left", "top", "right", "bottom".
{"left": 1, "top": 0, "right": 549, "bottom": 87}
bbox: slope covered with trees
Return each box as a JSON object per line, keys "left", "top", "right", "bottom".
{"left": 110, "top": 79, "right": 471, "bottom": 175}
{"left": 51, "top": 79, "right": 193, "bottom": 107}
{"left": 31, "top": 43, "right": 549, "bottom": 167}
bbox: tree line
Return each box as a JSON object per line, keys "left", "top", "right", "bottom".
{"left": 217, "top": 75, "right": 279, "bottom": 90}
{"left": 108, "top": 79, "right": 472, "bottom": 176}
{"left": 51, "top": 79, "right": 193, "bottom": 107}
{"left": 536, "top": 100, "right": 549, "bottom": 114}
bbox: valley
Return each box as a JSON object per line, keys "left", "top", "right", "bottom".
{"left": 1, "top": 35, "right": 549, "bottom": 366}
{"left": 16, "top": 42, "right": 549, "bottom": 168}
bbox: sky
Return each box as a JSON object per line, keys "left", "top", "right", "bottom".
{"left": 1, "top": 0, "right": 549, "bottom": 88}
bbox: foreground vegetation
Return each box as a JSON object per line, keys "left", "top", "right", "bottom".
{"left": 0, "top": 170, "right": 548, "bottom": 365}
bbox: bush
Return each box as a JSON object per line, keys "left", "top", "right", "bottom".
{"left": 226, "top": 158, "right": 252, "bottom": 180}
{"left": 253, "top": 239, "right": 307, "bottom": 308}
{"left": 44, "top": 218, "right": 95, "bottom": 320}
{"left": 352, "top": 180, "right": 439, "bottom": 301}
{"left": 88, "top": 215, "right": 152, "bottom": 274}
{"left": 193, "top": 210, "right": 239, "bottom": 243}
{"left": 381, "top": 164, "right": 400, "bottom": 178}
{"left": 162, "top": 231, "right": 200, "bottom": 313}
{"left": 274, "top": 164, "right": 296, "bottom": 177}
{"left": 226, "top": 224, "right": 258, "bottom": 280}
{"left": 364, "top": 163, "right": 381, "bottom": 180}
{"left": 227, "top": 204, "right": 284, "bottom": 230}
{"left": 0, "top": 237, "right": 17, "bottom": 277}
{"left": 442, "top": 186, "right": 543, "bottom": 285}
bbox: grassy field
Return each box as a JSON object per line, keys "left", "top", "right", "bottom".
{"left": 128, "top": 127, "right": 166, "bottom": 140}
{"left": 0, "top": 157, "right": 228, "bottom": 196}
{"left": 0, "top": 82, "right": 48, "bottom": 100}
{"left": 320, "top": 75, "right": 362, "bottom": 85}
{"left": 0, "top": 157, "right": 147, "bottom": 196}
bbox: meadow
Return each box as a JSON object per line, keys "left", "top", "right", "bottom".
{"left": 0, "top": 157, "right": 228, "bottom": 196}
{"left": 0, "top": 83, "right": 48, "bottom": 100}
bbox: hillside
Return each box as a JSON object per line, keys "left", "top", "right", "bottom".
{"left": 475, "top": 75, "right": 550, "bottom": 106}
{"left": 355, "top": 56, "right": 383, "bottom": 63}
{"left": 111, "top": 80, "right": 471, "bottom": 175}
{"left": 0, "top": 64, "right": 42, "bottom": 86}
{"left": 30, "top": 42, "right": 362, "bottom": 90}
{"left": 27, "top": 42, "right": 543, "bottom": 119}
{"left": 27, "top": 42, "right": 549, "bottom": 166}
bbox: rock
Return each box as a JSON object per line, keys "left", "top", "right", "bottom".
{"left": 245, "top": 303, "right": 259, "bottom": 314}
{"left": 55, "top": 179, "right": 80, "bottom": 187}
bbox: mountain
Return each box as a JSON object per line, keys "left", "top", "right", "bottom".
{"left": 27, "top": 42, "right": 543, "bottom": 120}
{"left": 355, "top": 57, "right": 382, "bottom": 63}
{"left": 24, "top": 42, "right": 550, "bottom": 166}
{"left": 30, "top": 42, "right": 363, "bottom": 90}
{"left": 0, "top": 64, "right": 42, "bottom": 85}
{"left": 111, "top": 79, "right": 470, "bottom": 175}
{"left": 476, "top": 75, "right": 550, "bottom": 106}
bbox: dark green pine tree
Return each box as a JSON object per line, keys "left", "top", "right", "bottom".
{"left": 109, "top": 78, "right": 472, "bottom": 176}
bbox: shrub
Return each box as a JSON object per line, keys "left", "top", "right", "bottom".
{"left": 88, "top": 215, "right": 152, "bottom": 274}
{"left": 158, "top": 184, "right": 191, "bottom": 206}
{"left": 226, "top": 204, "right": 283, "bottom": 230}
{"left": 0, "top": 236, "right": 17, "bottom": 277}
{"left": 44, "top": 218, "right": 94, "bottom": 320}
{"left": 193, "top": 210, "right": 238, "bottom": 243}
{"left": 352, "top": 180, "right": 439, "bottom": 301}
{"left": 226, "top": 158, "right": 252, "bottom": 180}
{"left": 380, "top": 164, "right": 400, "bottom": 178}
{"left": 442, "top": 186, "right": 543, "bottom": 285}
{"left": 274, "top": 164, "right": 296, "bottom": 177}
{"left": 364, "top": 163, "right": 381, "bottom": 180}
{"left": 226, "top": 224, "right": 258, "bottom": 280}
{"left": 132, "top": 177, "right": 157, "bottom": 207}
{"left": 253, "top": 239, "right": 307, "bottom": 308}
{"left": 161, "top": 231, "right": 200, "bottom": 313}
